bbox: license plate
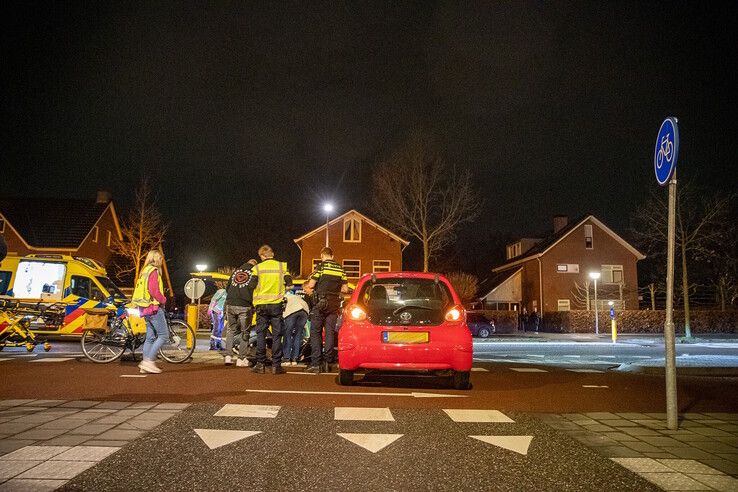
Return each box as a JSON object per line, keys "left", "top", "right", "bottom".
{"left": 382, "top": 331, "right": 429, "bottom": 344}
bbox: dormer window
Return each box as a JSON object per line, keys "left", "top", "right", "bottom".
{"left": 343, "top": 217, "right": 361, "bottom": 242}
{"left": 506, "top": 242, "right": 523, "bottom": 260}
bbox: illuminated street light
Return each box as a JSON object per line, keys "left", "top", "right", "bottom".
{"left": 589, "top": 271, "right": 601, "bottom": 335}
{"left": 323, "top": 203, "right": 334, "bottom": 247}
{"left": 195, "top": 264, "right": 207, "bottom": 272}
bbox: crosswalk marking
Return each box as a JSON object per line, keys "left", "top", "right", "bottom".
{"left": 337, "top": 433, "right": 403, "bottom": 453}
{"left": 470, "top": 367, "right": 489, "bottom": 372}
{"left": 194, "top": 429, "right": 261, "bottom": 449}
{"left": 443, "top": 409, "right": 514, "bottom": 423}
{"left": 583, "top": 385, "right": 609, "bottom": 388}
{"left": 29, "top": 358, "right": 73, "bottom": 363}
{"left": 510, "top": 368, "right": 547, "bottom": 373}
{"left": 214, "top": 404, "right": 281, "bottom": 418}
{"left": 470, "top": 435, "right": 533, "bottom": 455}
{"left": 335, "top": 407, "right": 394, "bottom": 421}
{"left": 567, "top": 369, "right": 604, "bottom": 373}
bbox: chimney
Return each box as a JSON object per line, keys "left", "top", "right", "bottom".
{"left": 96, "top": 191, "right": 112, "bottom": 204}
{"left": 553, "top": 215, "right": 568, "bottom": 234}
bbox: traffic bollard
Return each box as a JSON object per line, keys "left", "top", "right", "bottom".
{"left": 186, "top": 304, "right": 197, "bottom": 349}
{"left": 611, "top": 318, "right": 617, "bottom": 344}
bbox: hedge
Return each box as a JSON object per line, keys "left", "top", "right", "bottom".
{"left": 541, "top": 310, "right": 738, "bottom": 334}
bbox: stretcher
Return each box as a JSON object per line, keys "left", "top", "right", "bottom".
{"left": 0, "top": 299, "right": 63, "bottom": 352}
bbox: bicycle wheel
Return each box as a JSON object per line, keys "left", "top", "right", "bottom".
{"left": 81, "top": 325, "right": 126, "bottom": 363}
{"left": 158, "top": 319, "right": 196, "bottom": 363}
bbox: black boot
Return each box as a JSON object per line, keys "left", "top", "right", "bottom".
{"left": 272, "top": 365, "right": 286, "bottom": 375}
{"left": 303, "top": 365, "right": 321, "bottom": 374}
{"left": 251, "top": 362, "right": 265, "bottom": 374}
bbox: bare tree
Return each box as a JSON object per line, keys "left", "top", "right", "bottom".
{"left": 570, "top": 280, "right": 591, "bottom": 310}
{"left": 111, "top": 178, "right": 168, "bottom": 287}
{"left": 371, "top": 131, "right": 480, "bottom": 271}
{"left": 632, "top": 183, "right": 733, "bottom": 336}
{"left": 446, "top": 272, "right": 479, "bottom": 304}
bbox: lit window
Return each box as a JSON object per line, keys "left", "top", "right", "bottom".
{"left": 92, "top": 226, "right": 99, "bottom": 243}
{"left": 106, "top": 230, "right": 112, "bottom": 247}
{"left": 557, "top": 299, "right": 570, "bottom": 311}
{"left": 373, "top": 260, "right": 391, "bottom": 272}
{"left": 601, "top": 265, "right": 624, "bottom": 283}
{"left": 343, "top": 218, "right": 361, "bottom": 242}
{"left": 584, "top": 225, "right": 593, "bottom": 249}
{"left": 557, "top": 264, "right": 568, "bottom": 272}
{"left": 343, "top": 259, "right": 361, "bottom": 278}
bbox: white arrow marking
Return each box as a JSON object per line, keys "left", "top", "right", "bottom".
{"left": 470, "top": 435, "right": 533, "bottom": 455}
{"left": 337, "top": 433, "right": 403, "bottom": 453}
{"left": 244, "top": 389, "right": 467, "bottom": 398}
{"left": 195, "top": 429, "right": 261, "bottom": 449}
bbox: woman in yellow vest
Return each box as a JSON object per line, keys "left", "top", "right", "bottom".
{"left": 131, "top": 250, "right": 168, "bottom": 374}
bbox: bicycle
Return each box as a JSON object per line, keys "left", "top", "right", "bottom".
{"left": 0, "top": 299, "right": 62, "bottom": 352}
{"left": 80, "top": 308, "right": 196, "bottom": 364}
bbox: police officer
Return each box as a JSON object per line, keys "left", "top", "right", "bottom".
{"left": 303, "top": 247, "right": 349, "bottom": 373}
{"left": 247, "top": 245, "right": 292, "bottom": 375}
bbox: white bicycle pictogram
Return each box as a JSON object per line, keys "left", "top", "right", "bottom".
{"left": 657, "top": 134, "right": 674, "bottom": 169}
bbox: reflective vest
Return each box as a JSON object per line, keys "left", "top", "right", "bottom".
{"left": 251, "top": 259, "right": 287, "bottom": 306}
{"left": 131, "top": 265, "right": 164, "bottom": 308}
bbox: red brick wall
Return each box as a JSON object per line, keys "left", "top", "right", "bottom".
{"left": 297, "top": 215, "right": 404, "bottom": 279}
{"left": 76, "top": 207, "right": 118, "bottom": 266}
{"left": 0, "top": 219, "right": 33, "bottom": 256}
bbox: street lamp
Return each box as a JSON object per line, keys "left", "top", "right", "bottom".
{"left": 589, "top": 271, "right": 601, "bottom": 335}
{"left": 195, "top": 264, "right": 207, "bottom": 272}
{"left": 323, "top": 203, "right": 334, "bottom": 247}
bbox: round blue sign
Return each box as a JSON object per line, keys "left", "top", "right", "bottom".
{"left": 654, "top": 117, "right": 679, "bottom": 186}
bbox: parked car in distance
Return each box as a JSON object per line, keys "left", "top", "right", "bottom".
{"left": 466, "top": 312, "right": 495, "bottom": 338}
{"left": 338, "top": 272, "right": 473, "bottom": 389}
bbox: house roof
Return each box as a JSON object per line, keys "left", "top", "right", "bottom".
{"left": 0, "top": 198, "right": 113, "bottom": 249}
{"left": 480, "top": 267, "right": 522, "bottom": 300}
{"left": 293, "top": 209, "right": 410, "bottom": 248}
{"left": 491, "top": 215, "right": 646, "bottom": 272}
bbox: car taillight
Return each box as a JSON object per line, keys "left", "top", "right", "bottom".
{"left": 347, "top": 304, "right": 367, "bottom": 321}
{"left": 445, "top": 305, "right": 463, "bottom": 322}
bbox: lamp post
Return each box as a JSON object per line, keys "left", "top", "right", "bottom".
{"left": 589, "top": 271, "right": 601, "bottom": 335}
{"left": 323, "top": 203, "right": 334, "bottom": 247}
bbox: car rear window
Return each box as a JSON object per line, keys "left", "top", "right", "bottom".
{"left": 358, "top": 278, "right": 453, "bottom": 326}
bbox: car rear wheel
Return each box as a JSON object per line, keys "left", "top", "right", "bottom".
{"left": 478, "top": 327, "right": 491, "bottom": 338}
{"left": 338, "top": 368, "right": 354, "bottom": 386}
{"left": 452, "top": 371, "right": 470, "bottom": 390}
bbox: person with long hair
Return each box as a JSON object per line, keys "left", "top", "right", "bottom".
{"left": 131, "top": 249, "right": 168, "bottom": 374}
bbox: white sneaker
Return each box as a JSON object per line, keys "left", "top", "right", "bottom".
{"left": 236, "top": 358, "right": 248, "bottom": 367}
{"left": 290, "top": 361, "right": 298, "bottom": 366}
{"left": 224, "top": 355, "right": 233, "bottom": 365}
{"left": 138, "top": 361, "right": 162, "bottom": 374}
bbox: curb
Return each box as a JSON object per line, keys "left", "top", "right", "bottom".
{"left": 614, "top": 363, "right": 738, "bottom": 377}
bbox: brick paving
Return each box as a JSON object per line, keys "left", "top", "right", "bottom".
{"left": 0, "top": 399, "right": 187, "bottom": 491}
{"left": 540, "top": 413, "right": 738, "bottom": 491}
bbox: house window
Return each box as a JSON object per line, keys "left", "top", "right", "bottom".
{"left": 0, "top": 219, "right": 5, "bottom": 233}
{"left": 92, "top": 226, "right": 99, "bottom": 243}
{"left": 373, "top": 260, "right": 391, "bottom": 272}
{"left": 557, "top": 299, "right": 571, "bottom": 311}
{"left": 506, "top": 242, "right": 522, "bottom": 259}
{"left": 311, "top": 258, "right": 322, "bottom": 272}
{"left": 106, "top": 230, "right": 112, "bottom": 247}
{"left": 584, "top": 224, "right": 593, "bottom": 249}
{"left": 343, "top": 218, "right": 361, "bottom": 242}
{"left": 601, "top": 265, "right": 624, "bottom": 284}
{"left": 557, "top": 264, "right": 568, "bottom": 272}
{"left": 557, "top": 263, "right": 579, "bottom": 273}
{"left": 343, "top": 259, "right": 361, "bottom": 278}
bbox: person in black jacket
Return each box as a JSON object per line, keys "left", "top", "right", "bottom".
{"left": 223, "top": 259, "right": 257, "bottom": 366}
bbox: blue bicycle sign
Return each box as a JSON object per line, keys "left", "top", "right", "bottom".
{"left": 654, "top": 117, "right": 679, "bottom": 186}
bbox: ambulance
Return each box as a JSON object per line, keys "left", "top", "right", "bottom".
{"left": 0, "top": 254, "right": 127, "bottom": 336}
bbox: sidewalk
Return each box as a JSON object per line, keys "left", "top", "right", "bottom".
{"left": 477, "top": 332, "right": 738, "bottom": 345}
{"left": 540, "top": 412, "right": 738, "bottom": 491}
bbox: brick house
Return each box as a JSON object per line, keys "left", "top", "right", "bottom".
{"left": 481, "top": 215, "right": 645, "bottom": 314}
{"left": 0, "top": 191, "right": 172, "bottom": 292}
{"left": 293, "top": 209, "right": 409, "bottom": 280}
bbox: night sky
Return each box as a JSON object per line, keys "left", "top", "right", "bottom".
{"left": 2, "top": 2, "right": 736, "bottom": 289}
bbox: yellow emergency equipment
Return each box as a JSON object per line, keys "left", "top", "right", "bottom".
{"left": 0, "top": 254, "right": 127, "bottom": 336}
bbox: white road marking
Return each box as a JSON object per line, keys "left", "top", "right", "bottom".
{"left": 120, "top": 375, "right": 147, "bottom": 378}
{"left": 563, "top": 355, "right": 581, "bottom": 358}
{"left": 582, "top": 385, "right": 609, "bottom": 388}
{"left": 214, "top": 404, "right": 281, "bottom": 418}
{"left": 287, "top": 372, "right": 338, "bottom": 376}
{"left": 0, "top": 359, "right": 10, "bottom": 362}
{"left": 471, "top": 367, "right": 489, "bottom": 372}
{"left": 443, "top": 409, "right": 514, "bottom": 423}
{"left": 29, "top": 358, "right": 74, "bottom": 363}
{"left": 567, "top": 369, "right": 604, "bottom": 373}
{"left": 632, "top": 356, "right": 651, "bottom": 359}
{"left": 194, "top": 429, "right": 261, "bottom": 450}
{"left": 470, "top": 435, "right": 533, "bottom": 455}
{"left": 335, "top": 407, "right": 394, "bottom": 421}
{"left": 337, "top": 433, "right": 403, "bottom": 453}
{"left": 600, "top": 356, "right": 616, "bottom": 358}
{"left": 245, "top": 389, "right": 467, "bottom": 398}
{"left": 510, "top": 368, "right": 547, "bottom": 373}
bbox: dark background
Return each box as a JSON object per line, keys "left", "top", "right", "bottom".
{"left": 2, "top": 1, "right": 736, "bottom": 292}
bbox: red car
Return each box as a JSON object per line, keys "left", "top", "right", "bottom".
{"left": 337, "top": 272, "right": 473, "bottom": 389}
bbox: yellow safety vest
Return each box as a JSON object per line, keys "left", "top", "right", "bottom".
{"left": 131, "top": 265, "right": 164, "bottom": 308}
{"left": 251, "top": 259, "right": 287, "bottom": 306}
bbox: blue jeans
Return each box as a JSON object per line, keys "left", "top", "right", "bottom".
{"left": 282, "top": 310, "right": 307, "bottom": 361}
{"left": 142, "top": 309, "right": 168, "bottom": 362}
{"left": 210, "top": 312, "right": 224, "bottom": 348}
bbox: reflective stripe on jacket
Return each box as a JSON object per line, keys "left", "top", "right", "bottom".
{"left": 251, "top": 259, "right": 287, "bottom": 306}
{"left": 131, "top": 265, "right": 164, "bottom": 308}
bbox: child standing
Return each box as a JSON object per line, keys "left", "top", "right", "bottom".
{"left": 208, "top": 288, "right": 227, "bottom": 350}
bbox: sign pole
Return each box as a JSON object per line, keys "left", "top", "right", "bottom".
{"left": 664, "top": 171, "right": 678, "bottom": 430}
